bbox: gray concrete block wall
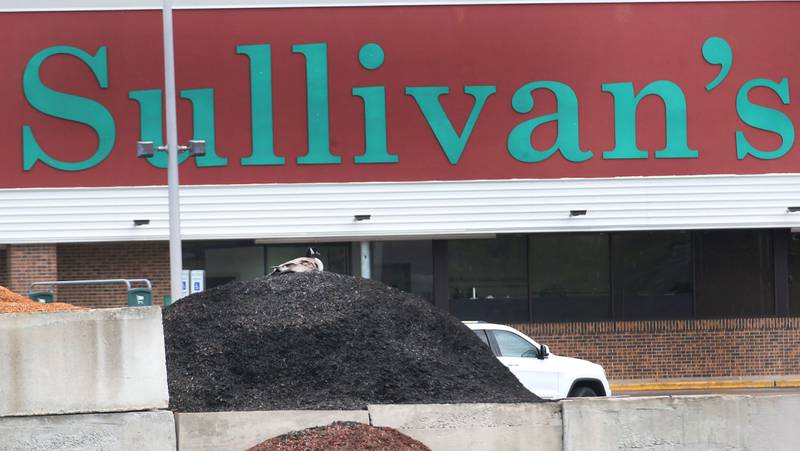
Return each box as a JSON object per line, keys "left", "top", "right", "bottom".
{"left": 747, "top": 395, "right": 800, "bottom": 451}
{"left": 1, "top": 396, "right": 796, "bottom": 450}
{"left": 0, "top": 307, "right": 169, "bottom": 417}
{"left": 562, "top": 394, "right": 800, "bottom": 451}
{"left": 368, "top": 403, "right": 562, "bottom": 451}
{"left": 172, "top": 396, "right": 800, "bottom": 451}
{"left": 174, "top": 410, "right": 370, "bottom": 451}
{"left": 0, "top": 411, "right": 176, "bottom": 451}
{"left": 172, "top": 404, "right": 562, "bottom": 451}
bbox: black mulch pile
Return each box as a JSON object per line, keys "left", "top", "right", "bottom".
{"left": 162, "top": 272, "right": 541, "bottom": 412}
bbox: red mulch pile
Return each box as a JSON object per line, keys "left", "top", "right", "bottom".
{"left": 0, "top": 286, "right": 82, "bottom": 314}
{"left": 247, "top": 421, "right": 431, "bottom": 451}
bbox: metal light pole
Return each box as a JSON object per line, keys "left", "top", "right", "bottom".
{"left": 162, "top": 0, "right": 183, "bottom": 303}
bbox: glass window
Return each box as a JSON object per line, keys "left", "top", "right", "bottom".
{"left": 612, "top": 231, "right": 693, "bottom": 319}
{"left": 492, "top": 330, "right": 537, "bottom": 358}
{"left": 266, "top": 243, "right": 352, "bottom": 275}
{"left": 696, "top": 230, "right": 774, "bottom": 317}
{"left": 371, "top": 240, "right": 433, "bottom": 302}
{"left": 205, "top": 246, "right": 265, "bottom": 288}
{"left": 448, "top": 235, "right": 529, "bottom": 323}
{"left": 472, "top": 329, "right": 490, "bottom": 347}
{"left": 790, "top": 233, "right": 800, "bottom": 316}
{"left": 531, "top": 233, "right": 611, "bottom": 322}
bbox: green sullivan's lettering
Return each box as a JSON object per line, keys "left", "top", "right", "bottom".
{"left": 128, "top": 88, "right": 227, "bottom": 168}
{"left": 353, "top": 43, "right": 396, "bottom": 164}
{"left": 129, "top": 89, "right": 188, "bottom": 168}
{"left": 237, "top": 44, "right": 285, "bottom": 166}
{"left": 180, "top": 88, "right": 227, "bottom": 167}
{"left": 507, "top": 81, "right": 592, "bottom": 163}
{"left": 736, "top": 78, "right": 794, "bottom": 160}
{"left": 406, "top": 86, "right": 496, "bottom": 165}
{"left": 22, "top": 45, "right": 115, "bottom": 171}
{"left": 293, "top": 43, "right": 341, "bottom": 165}
{"left": 602, "top": 81, "right": 697, "bottom": 160}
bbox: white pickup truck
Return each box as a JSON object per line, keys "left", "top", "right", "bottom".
{"left": 465, "top": 321, "right": 611, "bottom": 399}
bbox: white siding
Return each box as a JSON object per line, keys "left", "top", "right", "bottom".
{"left": 2, "top": 174, "right": 800, "bottom": 244}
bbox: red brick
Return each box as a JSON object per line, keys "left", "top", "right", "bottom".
{"left": 510, "top": 318, "right": 800, "bottom": 379}
{"left": 56, "top": 242, "right": 170, "bottom": 308}
{"left": 6, "top": 244, "right": 57, "bottom": 296}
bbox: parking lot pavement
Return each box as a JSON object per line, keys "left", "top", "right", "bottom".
{"left": 613, "top": 387, "right": 800, "bottom": 397}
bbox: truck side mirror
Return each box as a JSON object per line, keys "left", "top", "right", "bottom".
{"left": 538, "top": 344, "right": 550, "bottom": 359}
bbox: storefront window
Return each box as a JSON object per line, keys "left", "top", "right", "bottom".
{"left": 448, "top": 235, "right": 529, "bottom": 322}
{"left": 531, "top": 233, "right": 611, "bottom": 322}
{"left": 189, "top": 228, "right": 785, "bottom": 321}
{"left": 266, "top": 244, "right": 351, "bottom": 275}
{"left": 696, "top": 230, "right": 774, "bottom": 317}
{"left": 791, "top": 233, "right": 800, "bottom": 316}
{"left": 612, "top": 231, "right": 693, "bottom": 319}
{"left": 194, "top": 242, "right": 352, "bottom": 290}
{"left": 205, "top": 246, "right": 265, "bottom": 288}
{"left": 371, "top": 240, "right": 433, "bottom": 302}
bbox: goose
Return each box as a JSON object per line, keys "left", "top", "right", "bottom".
{"left": 269, "top": 247, "right": 324, "bottom": 275}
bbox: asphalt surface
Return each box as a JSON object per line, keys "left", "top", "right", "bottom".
{"left": 614, "top": 387, "right": 800, "bottom": 397}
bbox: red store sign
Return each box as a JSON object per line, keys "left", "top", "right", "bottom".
{"left": 2, "top": 2, "right": 800, "bottom": 188}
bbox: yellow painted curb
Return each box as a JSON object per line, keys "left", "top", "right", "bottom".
{"left": 612, "top": 379, "right": 776, "bottom": 392}
{"left": 775, "top": 379, "right": 800, "bottom": 389}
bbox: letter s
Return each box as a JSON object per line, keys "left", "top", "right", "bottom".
{"left": 22, "top": 46, "right": 115, "bottom": 171}
{"left": 736, "top": 78, "right": 794, "bottom": 160}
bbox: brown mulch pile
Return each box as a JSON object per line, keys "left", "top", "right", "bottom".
{"left": 0, "top": 286, "right": 82, "bottom": 314}
{"left": 247, "top": 421, "right": 430, "bottom": 451}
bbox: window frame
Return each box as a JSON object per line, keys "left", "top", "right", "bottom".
{"left": 471, "top": 328, "right": 492, "bottom": 350}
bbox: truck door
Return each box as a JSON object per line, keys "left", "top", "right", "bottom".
{"left": 488, "top": 329, "right": 559, "bottom": 399}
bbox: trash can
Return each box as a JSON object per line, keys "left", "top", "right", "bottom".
{"left": 27, "top": 291, "right": 54, "bottom": 303}
{"left": 127, "top": 288, "right": 152, "bottom": 307}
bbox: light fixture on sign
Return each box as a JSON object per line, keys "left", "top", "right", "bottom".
{"left": 136, "top": 141, "right": 155, "bottom": 158}
{"left": 136, "top": 140, "right": 206, "bottom": 158}
{"left": 354, "top": 214, "right": 371, "bottom": 221}
{"left": 569, "top": 210, "right": 587, "bottom": 217}
{"left": 787, "top": 207, "right": 800, "bottom": 213}
{"left": 133, "top": 219, "right": 150, "bottom": 226}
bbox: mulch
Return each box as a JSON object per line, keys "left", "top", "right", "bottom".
{"left": 0, "top": 286, "right": 82, "bottom": 314}
{"left": 247, "top": 421, "right": 430, "bottom": 451}
{"left": 162, "top": 271, "right": 540, "bottom": 412}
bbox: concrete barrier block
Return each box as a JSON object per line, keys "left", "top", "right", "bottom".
{"left": 0, "top": 410, "right": 176, "bottom": 451}
{"left": 0, "top": 307, "right": 168, "bottom": 416}
{"left": 746, "top": 395, "right": 800, "bottom": 451}
{"left": 562, "top": 394, "right": 800, "bottom": 451}
{"left": 368, "top": 403, "right": 562, "bottom": 451}
{"left": 174, "top": 410, "right": 370, "bottom": 451}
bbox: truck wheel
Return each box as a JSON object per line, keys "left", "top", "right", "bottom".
{"left": 570, "top": 386, "right": 598, "bottom": 397}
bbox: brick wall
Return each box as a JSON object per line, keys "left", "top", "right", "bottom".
{"left": 56, "top": 242, "right": 170, "bottom": 308}
{"left": 0, "top": 248, "right": 7, "bottom": 286}
{"left": 510, "top": 318, "right": 800, "bottom": 380}
{"left": 6, "top": 244, "right": 58, "bottom": 295}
